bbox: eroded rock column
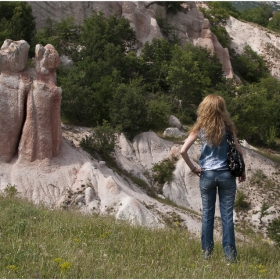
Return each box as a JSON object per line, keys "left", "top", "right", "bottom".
{"left": 18, "top": 44, "right": 62, "bottom": 161}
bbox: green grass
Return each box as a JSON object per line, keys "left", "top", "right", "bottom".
{"left": 1, "top": 195, "right": 280, "bottom": 278}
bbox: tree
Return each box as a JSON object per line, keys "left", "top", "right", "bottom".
{"left": 240, "top": 3, "right": 273, "bottom": 27}
{"left": 164, "top": 43, "right": 223, "bottom": 121}
{"left": 0, "top": 2, "right": 36, "bottom": 47}
{"left": 34, "top": 16, "right": 80, "bottom": 57}
{"left": 267, "top": 11, "right": 280, "bottom": 33}
{"left": 110, "top": 78, "right": 148, "bottom": 138}
{"left": 156, "top": 2, "right": 184, "bottom": 15}
{"left": 80, "top": 120, "right": 117, "bottom": 156}
{"left": 59, "top": 62, "right": 120, "bottom": 126}
{"left": 231, "top": 45, "right": 269, "bottom": 83}
{"left": 58, "top": 13, "right": 141, "bottom": 126}
{"left": 228, "top": 85, "right": 279, "bottom": 144}
{"left": 146, "top": 94, "right": 171, "bottom": 131}
{"left": 79, "top": 12, "right": 137, "bottom": 62}
{"left": 141, "top": 39, "right": 174, "bottom": 92}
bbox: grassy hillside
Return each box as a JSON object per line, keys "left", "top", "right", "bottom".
{"left": 0, "top": 195, "right": 279, "bottom": 278}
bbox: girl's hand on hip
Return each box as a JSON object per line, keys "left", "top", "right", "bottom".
{"left": 193, "top": 167, "right": 203, "bottom": 177}
{"left": 238, "top": 172, "right": 246, "bottom": 183}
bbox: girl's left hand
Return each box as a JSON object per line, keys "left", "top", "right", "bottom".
{"left": 238, "top": 172, "right": 246, "bottom": 183}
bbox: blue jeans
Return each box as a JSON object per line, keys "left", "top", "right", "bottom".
{"left": 200, "top": 170, "right": 237, "bottom": 261}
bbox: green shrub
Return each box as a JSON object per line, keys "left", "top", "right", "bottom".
{"left": 265, "top": 126, "right": 277, "bottom": 147}
{"left": 234, "top": 190, "right": 250, "bottom": 211}
{"left": 80, "top": 121, "right": 117, "bottom": 155}
{"left": 250, "top": 169, "right": 267, "bottom": 186}
{"left": 260, "top": 201, "right": 270, "bottom": 220}
{"left": 152, "top": 155, "right": 178, "bottom": 186}
{"left": 267, "top": 217, "right": 280, "bottom": 247}
{"left": 4, "top": 184, "right": 18, "bottom": 197}
{"left": 231, "top": 45, "right": 269, "bottom": 83}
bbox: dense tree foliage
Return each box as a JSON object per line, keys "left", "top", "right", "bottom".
{"left": 55, "top": 11, "right": 225, "bottom": 134}
{"left": 227, "top": 86, "right": 277, "bottom": 144}
{"left": 239, "top": 3, "right": 273, "bottom": 27}
{"left": 267, "top": 11, "right": 280, "bottom": 33}
{"left": 236, "top": 2, "right": 280, "bottom": 35}
{"left": 0, "top": 1, "right": 36, "bottom": 48}
{"left": 35, "top": 16, "right": 80, "bottom": 58}
{"left": 231, "top": 45, "right": 269, "bottom": 83}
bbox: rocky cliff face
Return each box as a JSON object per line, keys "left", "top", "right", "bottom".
{"left": 226, "top": 16, "right": 280, "bottom": 80}
{"left": 29, "top": 1, "right": 280, "bottom": 81}
{"left": 28, "top": 1, "right": 235, "bottom": 79}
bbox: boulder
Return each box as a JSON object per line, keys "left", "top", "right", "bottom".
{"left": 116, "top": 196, "right": 163, "bottom": 228}
{"left": 60, "top": 55, "right": 73, "bottom": 69}
{"left": 163, "top": 127, "right": 187, "bottom": 138}
{"left": 133, "top": 131, "right": 173, "bottom": 169}
{"left": 168, "top": 115, "right": 181, "bottom": 129}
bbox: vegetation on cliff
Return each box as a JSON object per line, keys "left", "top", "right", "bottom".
{"left": 0, "top": 1, "right": 35, "bottom": 51}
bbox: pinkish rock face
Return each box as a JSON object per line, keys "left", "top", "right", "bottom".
{"left": 0, "top": 71, "right": 29, "bottom": 162}
{"left": 0, "top": 39, "right": 30, "bottom": 72}
{"left": 35, "top": 44, "right": 60, "bottom": 75}
{"left": 0, "top": 40, "right": 62, "bottom": 162}
{"left": 18, "top": 80, "right": 62, "bottom": 162}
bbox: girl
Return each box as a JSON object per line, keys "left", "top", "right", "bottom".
{"left": 180, "top": 94, "right": 246, "bottom": 262}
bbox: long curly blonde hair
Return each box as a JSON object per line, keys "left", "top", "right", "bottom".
{"left": 191, "top": 94, "right": 236, "bottom": 146}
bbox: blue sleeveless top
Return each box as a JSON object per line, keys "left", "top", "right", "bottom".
{"left": 198, "top": 130, "right": 229, "bottom": 171}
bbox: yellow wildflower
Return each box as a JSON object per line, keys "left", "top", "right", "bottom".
{"left": 7, "top": 265, "right": 18, "bottom": 270}
{"left": 54, "top": 258, "right": 63, "bottom": 263}
{"left": 73, "top": 238, "right": 80, "bottom": 242}
{"left": 60, "top": 261, "right": 72, "bottom": 270}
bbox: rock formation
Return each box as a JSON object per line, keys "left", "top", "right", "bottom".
{"left": 18, "top": 44, "right": 62, "bottom": 162}
{"left": 0, "top": 39, "right": 62, "bottom": 163}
